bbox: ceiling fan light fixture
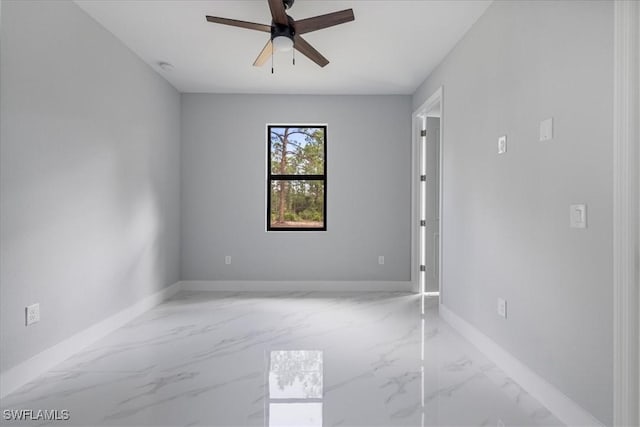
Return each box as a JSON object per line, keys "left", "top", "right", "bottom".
{"left": 272, "top": 35, "right": 293, "bottom": 53}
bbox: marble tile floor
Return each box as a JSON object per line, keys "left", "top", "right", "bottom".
{"left": 0, "top": 291, "right": 563, "bottom": 427}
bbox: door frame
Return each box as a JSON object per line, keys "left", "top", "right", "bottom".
{"left": 613, "top": 1, "right": 639, "bottom": 425}
{"left": 411, "top": 87, "right": 444, "bottom": 297}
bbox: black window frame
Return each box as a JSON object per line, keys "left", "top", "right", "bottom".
{"left": 267, "top": 125, "right": 327, "bottom": 232}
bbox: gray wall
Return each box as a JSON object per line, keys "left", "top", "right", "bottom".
{"left": 413, "top": 1, "right": 613, "bottom": 423}
{"left": 0, "top": 0, "right": 181, "bottom": 372}
{"left": 181, "top": 94, "right": 411, "bottom": 281}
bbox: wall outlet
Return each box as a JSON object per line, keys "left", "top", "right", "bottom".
{"left": 225, "top": 255, "right": 232, "bottom": 265}
{"left": 497, "top": 298, "right": 507, "bottom": 319}
{"left": 498, "top": 135, "right": 507, "bottom": 154}
{"left": 378, "top": 255, "right": 385, "bottom": 265}
{"left": 25, "top": 303, "right": 40, "bottom": 326}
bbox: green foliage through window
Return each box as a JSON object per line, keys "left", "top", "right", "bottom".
{"left": 268, "top": 126, "right": 326, "bottom": 231}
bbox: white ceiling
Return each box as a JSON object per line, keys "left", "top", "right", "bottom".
{"left": 75, "top": 0, "right": 492, "bottom": 95}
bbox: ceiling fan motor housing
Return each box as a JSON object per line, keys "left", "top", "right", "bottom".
{"left": 283, "top": 0, "right": 294, "bottom": 10}
{"left": 271, "top": 15, "right": 295, "bottom": 41}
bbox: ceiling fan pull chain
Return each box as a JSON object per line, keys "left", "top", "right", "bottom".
{"left": 293, "top": 48, "right": 295, "bottom": 66}
{"left": 271, "top": 48, "right": 274, "bottom": 74}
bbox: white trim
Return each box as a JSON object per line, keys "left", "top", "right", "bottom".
{"left": 410, "top": 113, "right": 421, "bottom": 293}
{"left": 613, "top": 1, "right": 640, "bottom": 426}
{"left": 439, "top": 304, "right": 604, "bottom": 427}
{"left": 411, "top": 87, "right": 444, "bottom": 297}
{"left": 180, "top": 280, "right": 413, "bottom": 292}
{"left": 0, "top": 282, "right": 182, "bottom": 399}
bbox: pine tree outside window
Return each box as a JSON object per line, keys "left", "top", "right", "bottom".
{"left": 267, "top": 125, "right": 327, "bottom": 231}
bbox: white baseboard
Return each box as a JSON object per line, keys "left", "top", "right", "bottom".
{"left": 180, "top": 280, "right": 414, "bottom": 292}
{"left": 438, "top": 303, "right": 604, "bottom": 427}
{"left": 0, "top": 282, "right": 181, "bottom": 399}
{"left": 1, "top": 280, "right": 412, "bottom": 399}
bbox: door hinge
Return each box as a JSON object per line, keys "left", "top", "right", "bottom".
{"left": 420, "top": 220, "right": 426, "bottom": 227}
{"left": 420, "top": 265, "right": 426, "bottom": 272}
{"left": 420, "top": 175, "right": 426, "bottom": 182}
{"left": 420, "top": 129, "right": 427, "bottom": 137}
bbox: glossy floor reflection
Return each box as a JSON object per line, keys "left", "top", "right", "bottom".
{"left": 1, "top": 292, "right": 563, "bottom": 426}
{"left": 268, "top": 350, "right": 324, "bottom": 426}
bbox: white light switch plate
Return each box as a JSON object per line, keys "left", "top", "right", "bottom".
{"left": 570, "top": 204, "right": 587, "bottom": 228}
{"left": 498, "top": 135, "right": 507, "bottom": 154}
{"left": 540, "top": 118, "right": 553, "bottom": 141}
{"left": 225, "top": 256, "right": 232, "bottom": 265}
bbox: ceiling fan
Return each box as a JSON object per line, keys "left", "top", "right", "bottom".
{"left": 205, "top": 0, "right": 355, "bottom": 68}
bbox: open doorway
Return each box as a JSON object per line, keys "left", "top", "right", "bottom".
{"left": 412, "top": 88, "right": 443, "bottom": 298}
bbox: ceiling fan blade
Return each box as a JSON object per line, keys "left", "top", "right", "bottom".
{"left": 205, "top": 16, "right": 271, "bottom": 32}
{"left": 268, "top": 0, "right": 289, "bottom": 25}
{"left": 294, "top": 9, "right": 355, "bottom": 35}
{"left": 253, "top": 40, "right": 273, "bottom": 66}
{"left": 293, "top": 35, "right": 329, "bottom": 67}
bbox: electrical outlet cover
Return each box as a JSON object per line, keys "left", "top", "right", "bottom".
{"left": 26, "top": 303, "right": 40, "bottom": 326}
{"left": 497, "top": 298, "right": 507, "bottom": 319}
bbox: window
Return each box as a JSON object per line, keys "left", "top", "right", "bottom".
{"left": 267, "top": 125, "right": 327, "bottom": 231}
